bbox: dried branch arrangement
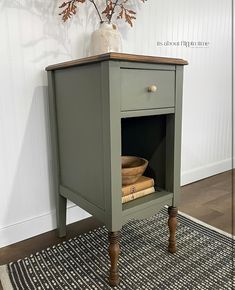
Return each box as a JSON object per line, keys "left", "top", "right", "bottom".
{"left": 59, "top": 0, "right": 147, "bottom": 27}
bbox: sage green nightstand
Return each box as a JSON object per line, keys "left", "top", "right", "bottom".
{"left": 46, "top": 53, "right": 188, "bottom": 286}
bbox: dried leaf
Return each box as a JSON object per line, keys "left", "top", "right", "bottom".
{"left": 102, "top": 1, "right": 114, "bottom": 19}
{"left": 127, "top": 9, "right": 136, "bottom": 15}
{"left": 59, "top": 2, "right": 67, "bottom": 8}
{"left": 125, "top": 13, "right": 133, "bottom": 27}
{"left": 116, "top": 3, "right": 139, "bottom": 27}
{"left": 59, "top": 0, "right": 86, "bottom": 22}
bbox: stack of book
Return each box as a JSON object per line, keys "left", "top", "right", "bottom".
{"left": 122, "top": 176, "right": 155, "bottom": 204}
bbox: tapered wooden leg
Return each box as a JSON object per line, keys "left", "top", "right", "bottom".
{"left": 57, "top": 194, "right": 67, "bottom": 238}
{"left": 168, "top": 206, "right": 178, "bottom": 253}
{"left": 108, "top": 231, "right": 120, "bottom": 287}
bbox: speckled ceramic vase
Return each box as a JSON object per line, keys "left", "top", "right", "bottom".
{"left": 90, "top": 22, "right": 122, "bottom": 55}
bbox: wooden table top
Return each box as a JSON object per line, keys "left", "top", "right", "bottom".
{"left": 46, "top": 52, "right": 188, "bottom": 71}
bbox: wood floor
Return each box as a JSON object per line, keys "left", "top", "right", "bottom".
{"left": 0, "top": 170, "right": 233, "bottom": 290}
{"left": 180, "top": 170, "right": 233, "bottom": 234}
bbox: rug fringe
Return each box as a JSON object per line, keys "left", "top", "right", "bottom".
{"left": 0, "top": 265, "right": 14, "bottom": 290}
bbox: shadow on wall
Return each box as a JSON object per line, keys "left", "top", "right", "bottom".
{"left": 2, "top": 85, "right": 56, "bottom": 243}
{"left": 0, "top": 0, "right": 100, "bottom": 60}
{"left": 0, "top": 0, "right": 142, "bottom": 60}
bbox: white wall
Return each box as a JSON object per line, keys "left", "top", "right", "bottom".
{"left": 0, "top": 0, "right": 232, "bottom": 247}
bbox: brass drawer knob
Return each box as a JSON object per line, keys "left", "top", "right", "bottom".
{"left": 148, "top": 85, "right": 157, "bottom": 92}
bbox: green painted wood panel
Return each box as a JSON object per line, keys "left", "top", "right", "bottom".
{"left": 165, "top": 114, "right": 175, "bottom": 195}
{"left": 121, "top": 108, "right": 174, "bottom": 118}
{"left": 60, "top": 185, "right": 105, "bottom": 222}
{"left": 122, "top": 192, "right": 173, "bottom": 223}
{"left": 172, "top": 66, "right": 184, "bottom": 206}
{"left": 47, "top": 71, "right": 67, "bottom": 237}
{"left": 121, "top": 68, "right": 175, "bottom": 111}
{"left": 119, "top": 62, "right": 176, "bottom": 71}
{"left": 54, "top": 64, "right": 105, "bottom": 210}
{"left": 101, "top": 61, "right": 122, "bottom": 231}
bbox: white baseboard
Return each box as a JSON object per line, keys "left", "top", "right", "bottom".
{"left": 0, "top": 205, "right": 91, "bottom": 248}
{"left": 181, "top": 158, "right": 232, "bottom": 186}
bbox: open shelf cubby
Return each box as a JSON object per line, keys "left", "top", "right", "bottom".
{"left": 121, "top": 114, "right": 174, "bottom": 214}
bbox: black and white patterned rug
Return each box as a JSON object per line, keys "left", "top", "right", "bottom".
{"left": 0, "top": 209, "right": 234, "bottom": 290}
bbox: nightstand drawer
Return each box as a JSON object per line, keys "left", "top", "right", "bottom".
{"left": 120, "top": 68, "right": 175, "bottom": 111}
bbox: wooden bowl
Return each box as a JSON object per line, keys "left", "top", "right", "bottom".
{"left": 121, "top": 156, "right": 148, "bottom": 185}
